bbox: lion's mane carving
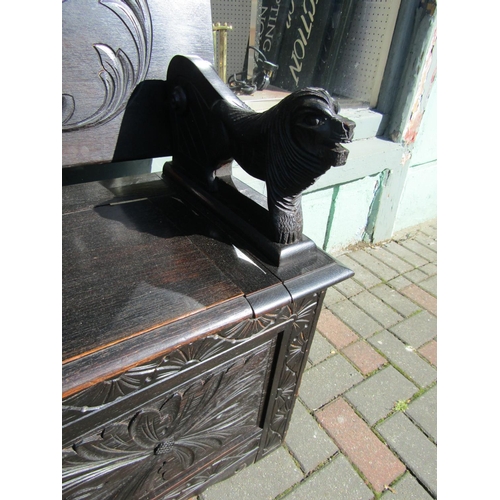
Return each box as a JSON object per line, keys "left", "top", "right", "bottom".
{"left": 214, "top": 88, "right": 355, "bottom": 244}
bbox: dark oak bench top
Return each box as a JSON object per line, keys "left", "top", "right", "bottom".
{"left": 62, "top": 173, "right": 353, "bottom": 397}
{"left": 63, "top": 174, "right": 284, "bottom": 362}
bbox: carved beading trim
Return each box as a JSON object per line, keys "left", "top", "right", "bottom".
{"left": 63, "top": 304, "right": 293, "bottom": 422}
{"left": 62, "top": 0, "right": 152, "bottom": 131}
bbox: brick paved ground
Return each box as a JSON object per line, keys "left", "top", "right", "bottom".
{"left": 200, "top": 219, "right": 438, "bottom": 500}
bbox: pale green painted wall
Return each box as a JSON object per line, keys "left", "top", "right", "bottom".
{"left": 393, "top": 161, "right": 437, "bottom": 232}
{"left": 323, "top": 175, "right": 381, "bottom": 254}
{"left": 301, "top": 188, "right": 334, "bottom": 248}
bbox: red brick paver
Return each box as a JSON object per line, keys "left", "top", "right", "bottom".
{"left": 342, "top": 340, "right": 387, "bottom": 375}
{"left": 317, "top": 308, "right": 358, "bottom": 349}
{"left": 419, "top": 339, "right": 437, "bottom": 367}
{"left": 316, "top": 398, "right": 405, "bottom": 492}
{"left": 401, "top": 284, "right": 437, "bottom": 316}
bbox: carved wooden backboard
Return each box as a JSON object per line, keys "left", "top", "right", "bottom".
{"left": 62, "top": 0, "right": 214, "bottom": 167}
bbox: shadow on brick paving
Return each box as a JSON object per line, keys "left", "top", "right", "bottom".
{"left": 199, "top": 219, "right": 438, "bottom": 500}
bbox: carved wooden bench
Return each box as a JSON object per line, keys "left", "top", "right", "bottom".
{"left": 62, "top": 1, "right": 354, "bottom": 498}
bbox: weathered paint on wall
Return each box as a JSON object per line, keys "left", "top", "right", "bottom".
{"left": 409, "top": 79, "right": 437, "bottom": 167}
{"left": 324, "top": 175, "right": 381, "bottom": 254}
{"left": 393, "top": 78, "right": 437, "bottom": 231}
{"left": 402, "top": 29, "right": 437, "bottom": 146}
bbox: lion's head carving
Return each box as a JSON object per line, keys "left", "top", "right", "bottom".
{"left": 165, "top": 56, "right": 356, "bottom": 247}
{"left": 263, "top": 88, "right": 355, "bottom": 203}
{"left": 192, "top": 83, "right": 357, "bottom": 245}
{"left": 216, "top": 88, "right": 355, "bottom": 244}
{"left": 289, "top": 88, "right": 354, "bottom": 169}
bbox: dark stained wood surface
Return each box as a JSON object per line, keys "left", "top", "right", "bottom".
{"left": 63, "top": 338, "right": 276, "bottom": 498}
{"left": 62, "top": 172, "right": 169, "bottom": 214}
{"left": 62, "top": 174, "right": 284, "bottom": 364}
{"left": 63, "top": 173, "right": 353, "bottom": 395}
{"left": 62, "top": 296, "right": 254, "bottom": 398}
{"left": 63, "top": 202, "right": 241, "bottom": 355}
{"left": 62, "top": 0, "right": 214, "bottom": 167}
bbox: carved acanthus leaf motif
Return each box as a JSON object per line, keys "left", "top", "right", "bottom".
{"left": 62, "top": 0, "right": 152, "bottom": 131}
{"left": 63, "top": 304, "right": 293, "bottom": 420}
{"left": 261, "top": 293, "right": 320, "bottom": 454}
{"left": 63, "top": 347, "right": 271, "bottom": 499}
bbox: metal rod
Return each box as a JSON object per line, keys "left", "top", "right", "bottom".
{"left": 212, "top": 22, "right": 233, "bottom": 83}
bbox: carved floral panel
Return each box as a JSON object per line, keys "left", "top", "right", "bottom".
{"left": 62, "top": 342, "right": 273, "bottom": 499}
{"left": 63, "top": 303, "right": 293, "bottom": 424}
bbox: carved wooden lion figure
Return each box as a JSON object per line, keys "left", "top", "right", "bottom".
{"left": 214, "top": 88, "right": 356, "bottom": 244}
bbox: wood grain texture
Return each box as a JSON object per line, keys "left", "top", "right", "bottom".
{"left": 63, "top": 198, "right": 244, "bottom": 360}
{"left": 62, "top": 296, "right": 253, "bottom": 398}
{"left": 63, "top": 340, "right": 275, "bottom": 499}
{"left": 62, "top": 172, "right": 167, "bottom": 214}
{"left": 62, "top": 171, "right": 305, "bottom": 368}
{"left": 62, "top": 303, "right": 283, "bottom": 426}
{"left": 62, "top": 0, "right": 214, "bottom": 167}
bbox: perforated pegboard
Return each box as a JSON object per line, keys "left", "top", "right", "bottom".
{"left": 211, "top": 0, "right": 255, "bottom": 82}
{"left": 331, "top": 0, "right": 401, "bottom": 106}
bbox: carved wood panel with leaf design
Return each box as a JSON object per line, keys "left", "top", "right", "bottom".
{"left": 62, "top": 0, "right": 214, "bottom": 167}
{"left": 259, "top": 291, "right": 323, "bottom": 457}
{"left": 62, "top": 289, "right": 325, "bottom": 499}
{"left": 63, "top": 303, "right": 293, "bottom": 428}
{"left": 63, "top": 339, "right": 275, "bottom": 500}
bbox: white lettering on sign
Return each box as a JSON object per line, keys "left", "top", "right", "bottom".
{"left": 288, "top": 0, "right": 318, "bottom": 86}
{"left": 261, "top": 0, "right": 282, "bottom": 53}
